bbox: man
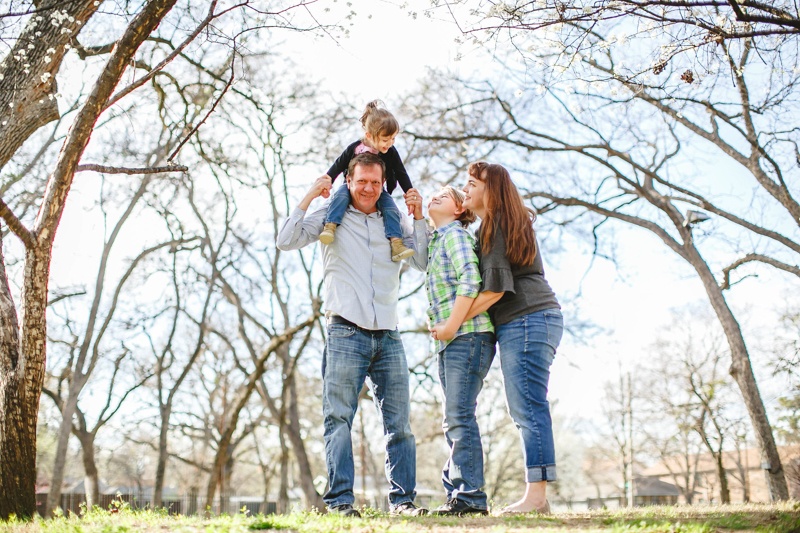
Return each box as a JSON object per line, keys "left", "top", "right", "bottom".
{"left": 277, "top": 153, "right": 428, "bottom": 517}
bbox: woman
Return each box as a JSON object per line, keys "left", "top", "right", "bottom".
{"left": 456, "top": 161, "right": 563, "bottom": 515}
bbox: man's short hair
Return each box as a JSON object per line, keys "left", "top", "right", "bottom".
{"left": 347, "top": 152, "right": 386, "bottom": 182}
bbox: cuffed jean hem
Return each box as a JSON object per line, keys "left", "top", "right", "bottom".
{"left": 526, "top": 464, "right": 557, "bottom": 483}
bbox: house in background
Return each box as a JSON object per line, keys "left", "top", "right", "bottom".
{"left": 641, "top": 446, "right": 800, "bottom": 503}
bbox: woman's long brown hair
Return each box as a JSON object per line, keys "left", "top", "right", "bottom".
{"left": 468, "top": 162, "right": 537, "bottom": 267}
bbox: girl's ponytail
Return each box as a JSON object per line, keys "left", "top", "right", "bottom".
{"left": 360, "top": 100, "right": 399, "bottom": 139}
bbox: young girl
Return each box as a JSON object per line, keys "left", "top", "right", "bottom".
{"left": 457, "top": 161, "right": 564, "bottom": 516}
{"left": 425, "top": 186, "right": 496, "bottom": 516}
{"left": 318, "top": 100, "right": 415, "bottom": 262}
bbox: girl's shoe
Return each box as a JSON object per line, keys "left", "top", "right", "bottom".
{"left": 319, "top": 223, "right": 337, "bottom": 244}
{"left": 390, "top": 238, "right": 414, "bottom": 262}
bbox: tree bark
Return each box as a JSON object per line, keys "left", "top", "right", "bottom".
{"left": 0, "top": 235, "right": 34, "bottom": 520}
{"left": 278, "top": 428, "right": 289, "bottom": 514}
{"left": 0, "top": 0, "right": 100, "bottom": 171}
{"left": 153, "top": 404, "right": 171, "bottom": 508}
{"left": 75, "top": 430, "right": 100, "bottom": 508}
{"left": 713, "top": 451, "right": 731, "bottom": 504}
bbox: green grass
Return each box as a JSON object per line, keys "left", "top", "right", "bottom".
{"left": 1, "top": 501, "right": 798, "bottom": 532}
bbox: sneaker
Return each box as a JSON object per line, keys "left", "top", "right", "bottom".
{"left": 390, "top": 501, "right": 429, "bottom": 516}
{"left": 329, "top": 503, "right": 361, "bottom": 517}
{"left": 319, "top": 222, "right": 337, "bottom": 245}
{"left": 431, "top": 498, "right": 488, "bottom": 516}
{"left": 390, "top": 237, "right": 415, "bottom": 262}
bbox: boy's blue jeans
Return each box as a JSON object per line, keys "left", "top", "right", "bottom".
{"left": 438, "top": 332, "right": 496, "bottom": 508}
{"left": 496, "top": 308, "right": 564, "bottom": 483}
{"left": 321, "top": 321, "right": 417, "bottom": 508}
{"left": 325, "top": 184, "right": 403, "bottom": 239}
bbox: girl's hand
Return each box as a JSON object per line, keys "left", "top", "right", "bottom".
{"left": 317, "top": 174, "right": 333, "bottom": 199}
{"left": 430, "top": 322, "right": 456, "bottom": 341}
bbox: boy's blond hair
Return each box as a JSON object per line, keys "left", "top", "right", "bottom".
{"left": 441, "top": 186, "right": 477, "bottom": 227}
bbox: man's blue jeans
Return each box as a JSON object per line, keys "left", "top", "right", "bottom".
{"left": 496, "top": 308, "right": 564, "bottom": 483}
{"left": 322, "top": 322, "right": 416, "bottom": 508}
{"left": 438, "top": 332, "right": 496, "bottom": 508}
{"left": 325, "top": 184, "right": 403, "bottom": 239}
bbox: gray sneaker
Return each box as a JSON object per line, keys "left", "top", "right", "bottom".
{"left": 390, "top": 501, "right": 428, "bottom": 516}
{"left": 329, "top": 503, "right": 361, "bottom": 517}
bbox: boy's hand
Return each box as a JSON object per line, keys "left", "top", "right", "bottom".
{"left": 404, "top": 188, "right": 424, "bottom": 220}
{"left": 430, "top": 321, "right": 457, "bottom": 341}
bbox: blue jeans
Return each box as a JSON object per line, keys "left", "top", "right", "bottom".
{"left": 321, "top": 322, "right": 416, "bottom": 508}
{"left": 325, "top": 184, "right": 403, "bottom": 239}
{"left": 438, "top": 332, "right": 496, "bottom": 509}
{"left": 496, "top": 308, "right": 563, "bottom": 483}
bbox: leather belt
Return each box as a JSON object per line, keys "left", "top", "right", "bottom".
{"left": 328, "top": 315, "right": 358, "bottom": 328}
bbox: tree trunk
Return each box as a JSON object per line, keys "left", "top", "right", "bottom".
{"left": 688, "top": 247, "right": 789, "bottom": 500}
{"left": 278, "top": 429, "right": 289, "bottom": 514}
{"left": 0, "top": 244, "right": 51, "bottom": 519}
{"left": 76, "top": 431, "right": 100, "bottom": 508}
{"left": 153, "top": 404, "right": 171, "bottom": 508}
{"left": 0, "top": 236, "right": 34, "bottom": 520}
{"left": 46, "top": 392, "right": 82, "bottom": 515}
{"left": 713, "top": 451, "right": 731, "bottom": 504}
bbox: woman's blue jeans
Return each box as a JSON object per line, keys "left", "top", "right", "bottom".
{"left": 325, "top": 183, "right": 403, "bottom": 239}
{"left": 321, "top": 322, "right": 416, "bottom": 508}
{"left": 496, "top": 308, "right": 564, "bottom": 483}
{"left": 438, "top": 332, "right": 496, "bottom": 508}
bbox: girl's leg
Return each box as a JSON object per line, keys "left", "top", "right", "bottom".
{"left": 376, "top": 191, "right": 403, "bottom": 239}
{"left": 325, "top": 184, "right": 351, "bottom": 225}
{"left": 496, "top": 309, "right": 564, "bottom": 514}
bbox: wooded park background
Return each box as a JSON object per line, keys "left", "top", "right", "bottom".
{"left": 0, "top": 0, "right": 799, "bottom": 520}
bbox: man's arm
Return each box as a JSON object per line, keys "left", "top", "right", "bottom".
{"left": 276, "top": 176, "right": 332, "bottom": 250}
{"left": 402, "top": 188, "right": 428, "bottom": 271}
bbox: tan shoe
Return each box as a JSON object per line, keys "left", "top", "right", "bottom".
{"left": 319, "top": 223, "right": 337, "bottom": 244}
{"left": 390, "top": 238, "right": 415, "bottom": 262}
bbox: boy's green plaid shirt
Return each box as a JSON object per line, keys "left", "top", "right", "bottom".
{"left": 426, "top": 221, "right": 494, "bottom": 353}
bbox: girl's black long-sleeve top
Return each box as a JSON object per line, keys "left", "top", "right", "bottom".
{"left": 326, "top": 140, "right": 413, "bottom": 194}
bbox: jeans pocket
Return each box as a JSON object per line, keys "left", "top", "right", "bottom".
{"left": 328, "top": 324, "right": 356, "bottom": 338}
{"left": 542, "top": 310, "right": 564, "bottom": 350}
{"left": 386, "top": 329, "right": 402, "bottom": 341}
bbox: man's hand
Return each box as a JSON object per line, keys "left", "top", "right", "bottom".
{"left": 299, "top": 175, "right": 333, "bottom": 211}
{"left": 404, "top": 188, "right": 424, "bottom": 220}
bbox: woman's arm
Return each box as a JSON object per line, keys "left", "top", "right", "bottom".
{"left": 464, "top": 290, "right": 504, "bottom": 320}
{"left": 431, "top": 295, "right": 474, "bottom": 340}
